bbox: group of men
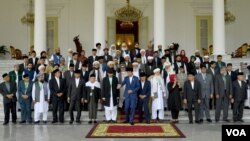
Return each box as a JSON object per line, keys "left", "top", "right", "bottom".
{"left": 0, "top": 42, "right": 249, "bottom": 125}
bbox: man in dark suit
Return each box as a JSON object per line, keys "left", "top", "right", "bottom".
{"left": 215, "top": 55, "right": 226, "bottom": 73}
{"left": 103, "top": 48, "right": 113, "bottom": 63}
{"left": 9, "top": 64, "right": 23, "bottom": 84}
{"left": 138, "top": 72, "right": 151, "bottom": 124}
{"left": 130, "top": 42, "right": 141, "bottom": 61}
{"left": 28, "top": 51, "right": 39, "bottom": 69}
{"left": 215, "top": 66, "right": 232, "bottom": 122}
{"left": 67, "top": 70, "right": 85, "bottom": 124}
{"left": 120, "top": 67, "right": 140, "bottom": 125}
{"left": 69, "top": 52, "right": 81, "bottom": 71}
{"left": 153, "top": 51, "right": 161, "bottom": 68}
{"left": 145, "top": 56, "right": 156, "bottom": 77}
{"left": 207, "top": 61, "right": 217, "bottom": 109}
{"left": 19, "top": 56, "right": 29, "bottom": 73}
{"left": 0, "top": 73, "right": 17, "bottom": 125}
{"left": 102, "top": 69, "right": 119, "bottom": 123}
{"left": 50, "top": 69, "right": 66, "bottom": 123}
{"left": 227, "top": 63, "right": 237, "bottom": 82}
{"left": 232, "top": 72, "right": 248, "bottom": 122}
{"left": 18, "top": 74, "right": 33, "bottom": 123}
{"left": 80, "top": 63, "right": 89, "bottom": 82}
{"left": 63, "top": 63, "right": 75, "bottom": 88}
{"left": 87, "top": 49, "right": 98, "bottom": 71}
{"left": 183, "top": 72, "right": 202, "bottom": 124}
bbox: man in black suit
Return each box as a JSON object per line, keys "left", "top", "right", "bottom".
{"left": 69, "top": 52, "right": 81, "bottom": 71}
{"left": 183, "top": 72, "right": 202, "bottom": 124}
{"left": 130, "top": 42, "right": 141, "bottom": 61}
{"left": 232, "top": 72, "right": 248, "bottom": 122}
{"left": 153, "top": 51, "right": 161, "bottom": 68}
{"left": 0, "top": 73, "right": 17, "bottom": 125}
{"left": 28, "top": 51, "right": 39, "bottom": 69}
{"left": 215, "top": 66, "right": 232, "bottom": 122}
{"left": 63, "top": 63, "right": 75, "bottom": 88}
{"left": 50, "top": 69, "right": 66, "bottom": 123}
{"left": 19, "top": 56, "right": 29, "bottom": 73}
{"left": 88, "top": 49, "right": 98, "bottom": 71}
{"left": 103, "top": 48, "right": 113, "bottom": 63}
{"left": 102, "top": 69, "right": 119, "bottom": 123}
{"left": 207, "top": 61, "right": 217, "bottom": 109}
{"left": 138, "top": 72, "right": 151, "bottom": 124}
{"left": 67, "top": 70, "right": 85, "bottom": 124}
{"left": 227, "top": 63, "right": 237, "bottom": 82}
{"left": 215, "top": 55, "right": 226, "bottom": 74}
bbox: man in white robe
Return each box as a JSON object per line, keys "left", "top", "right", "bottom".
{"left": 151, "top": 68, "right": 166, "bottom": 122}
{"left": 32, "top": 73, "right": 50, "bottom": 124}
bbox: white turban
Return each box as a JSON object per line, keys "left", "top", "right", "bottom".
{"left": 93, "top": 61, "right": 100, "bottom": 65}
{"left": 153, "top": 68, "right": 161, "bottom": 73}
{"left": 38, "top": 65, "right": 45, "bottom": 70}
{"left": 147, "top": 56, "right": 154, "bottom": 60}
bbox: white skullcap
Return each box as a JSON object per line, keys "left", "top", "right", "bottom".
{"left": 164, "top": 62, "right": 171, "bottom": 68}
{"left": 107, "top": 61, "right": 115, "bottom": 66}
{"left": 194, "top": 59, "right": 201, "bottom": 64}
{"left": 204, "top": 55, "right": 209, "bottom": 59}
{"left": 36, "top": 73, "right": 44, "bottom": 78}
{"left": 93, "top": 61, "right": 100, "bottom": 65}
{"left": 124, "top": 54, "right": 130, "bottom": 58}
{"left": 195, "top": 50, "right": 200, "bottom": 53}
{"left": 153, "top": 68, "right": 161, "bottom": 73}
{"left": 140, "top": 49, "right": 146, "bottom": 53}
{"left": 116, "top": 50, "right": 121, "bottom": 53}
{"left": 132, "top": 62, "right": 138, "bottom": 66}
{"left": 38, "top": 65, "right": 45, "bottom": 70}
{"left": 147, "top": 56, "right": 154, "bottom": 60}
{"left": 169, "top": 44, "right": 174, "bottom": 47}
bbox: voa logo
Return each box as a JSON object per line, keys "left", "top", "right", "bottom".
{"left": 226, "top": 129, "right": 246, "bottom": 136}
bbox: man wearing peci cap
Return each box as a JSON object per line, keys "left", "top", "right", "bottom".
{"left": 0, "top": 73, "right": 17, "bottom": 125}
{"left": 232, "top": 72, "right": 248, "bottom": 122}
{"left": 18, "top": 74, "right": 33, "bottom": 124}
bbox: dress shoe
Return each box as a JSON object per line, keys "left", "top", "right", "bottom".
{"left": 34, "top": 121, "right": 40, "bottom": 124}
{"left": 238, "top": 119, "right": 244, "bottom": 122}
{"left": 69, "top": 121, "right": 73, "bottom": 124}
{"left": 207, "top": 119, "right": 212, "bottom": 123}
{"left": 123, "top": 121, "right": 129, "bottom": 123}
{"left": 88, "top": 121, "right": 92, "bottom": 124}
{"left": 76, "top": 120, "right": 81, "bottom": 124}
{"left": 111, "top": 120, "right": 117, "bottom": 123}
{"left": 12, "top": 121, "right": 17, "bottom": 124}
{"left": 200, "top": 119, "right": 203, "bottom": 123}
{"left": 19, "top": 121, "right": 26, "bottom": 124}
{"left": 189, "top": 121, "right": 193, "bottom": 124}
{"left": 59, "top": 121, "right": 64, "bottom": 124}
{"left": 52, "top": 121, "right": 58, "bottom": 124}
{"left": 3, "top": 122, "right": 9, "bottom": 125}
{"left": 223, "top": 119, "right": 230, "bottom": 122}
{"left": 93, "top": 121, "right": 97, "bottom": 124}
{"left": 215, "top": 120, "right": 219, "bottom": 122}
{"left": 130, "top": 122, "right": 134, "bottom": 125}
{"left": 195, "top": 120, "right": 200, "bottom": 124}
{"left": 43, "top": 121, "right": 47, "bottom": 124}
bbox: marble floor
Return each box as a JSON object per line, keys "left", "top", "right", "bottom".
{"left": 0, "top": 121, "right": 250, "bottom": 141}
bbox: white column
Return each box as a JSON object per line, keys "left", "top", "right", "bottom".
{"left": 34, "top": 0, "right": 46, "bottom": 56}
{"left": 213, "top": 0, "right": 225, "bottom": 55}
{"left": 94, "top": 0, "right": 106, "bottom": 50}
{"left": 154, "top": 0, "right": 165, "bottom": 51}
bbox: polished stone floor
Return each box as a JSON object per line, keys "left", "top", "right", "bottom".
{"left": 0, "top": 121, "right": 249, "bottom": 141}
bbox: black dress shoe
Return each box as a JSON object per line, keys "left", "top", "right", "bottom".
{"left": 93, "top": 121, "right": 97, "bottom": 124}
{"left": 88, "top": 121, "right": 92, "bottom": 124}
{"left": 207, "top": 119, "right": 212, "bottom": 123}
{"left": 223, "top": 119, "right": 230, "bottom": 122}
{"left": 34, "top": 121, "right": 40, "bottom": 124}
{"left": 3, "top": 122, "right": 9, "bottom": 125}
{"left": 43, "top": 121, "right": 47, "bottom": 124}
{"left": 19, "top": 121, "right": 26, "bottom": 124}
{"left": 69, "top": 121, "right": 73, "bottom": 124}
{"left": 123, "top": 121, "right": 129, "bottom": 123}
{"left": 52, "top": 121, "right": 58, "bottom": 124}
{"left": 111, "top": 120, "right": 117, "bottom": 123}
{"left": 130, "top": 122, "right": 134, "bottom": 125}
{"left": 76, "top": 120, "right": 81, "bottom": 124}
{"left": 200, "top": 119, "right": 203, "bottom": 123}
{"left": 189, "top": 121, "right": 193, "bottom": 124}
{"left": 59, "top": 121, "right": 64, "bottom": 124}
{"left": 215, "top": 120, "right": 219, "bottom": 122}
{"left": 238, "top": 119, "right": 244, "bottom": 122}
{"left": 195, "top": 120, "right": 200, "bottom": 124}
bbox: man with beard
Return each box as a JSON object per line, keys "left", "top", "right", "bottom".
{"left": 195, "top": 50, "right": 203, "bottom": 64}
{"left": 145, "top": 56, "right": 156, "bottom": 77}
{"left": 130, "top": 42, "right": 141, "bottom": 61}
{"left": 50, "top": 48, "right": 62, "bottom": 65}
{"left": 164, "top": 49, "right": 172, "bottom": 64}
{"left": 173, "top": 55, "right": 187, "bottom": 74}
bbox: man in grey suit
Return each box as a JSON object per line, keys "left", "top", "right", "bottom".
{"left": 195, "top": 65, "right": 213, "bottom": 123}
{"left": 232, "top": 72, "right": 248, "bottom": 122}
{"left": 184, "top": 72, "right": 202, "bottom": 124}
{"left": 207, "top": 61, "right": 217, "bottom": 109}
{"left": 215, "top": 66, "right": 232, "bottom": 122}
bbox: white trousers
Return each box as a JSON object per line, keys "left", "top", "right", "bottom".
{"left": 105, "top": 108, "right": 117, "bottom": 121}
{"left": 152, "top": 109, "right": 164, "bottom": 120}
{"left": 244, "top": 89, "right": 250, "bottom": 107}
{"left": 34, "top": 112, "right": 48, "bottom": 122}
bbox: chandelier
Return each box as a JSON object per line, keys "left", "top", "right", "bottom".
{"left": 21, "top": 0, "right": 34, "bottom": 25}
{"left": 224, "top": 0, "right": 236, "bottom": 24}
{"left": 115, "top": 0, "right": 143, "bottom": 22}
{"left": 120, "top": 21, "right": 134, "bottom": 30}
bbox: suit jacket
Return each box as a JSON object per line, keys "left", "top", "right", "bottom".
{"left": 173, "top": 61, "right": 185, "bottom": 74}
{"left": 84, "top": 86, "right": 101, "bottom": 103}
{"left": 87, "top": 56, "right": 98, "bottom": 70}
{"left": 9, "top": 70, "right": 22, "bottom": 83}
{"left": 227, "top": 71, "right": 237, "bottom": 82}
{"left": 28, "top": 57, "right": 39, "bottom": 69}
{"left": 49, "top": 77, "right": 66, "bottom": 101}
{"left": 130, "top": 48, "right": 141, "bottom": 60}
{"left": 214, "top": 74, "right": 233, "bottom": 98}
{"left": 138, "top": 80, "right": 151, "bottom": 99}
{"left": 153, "top": 57, "right": 161, "bottom": 68}
{"left": 183, "top": 80, "right": 201, "bottom": 101}
{"left": 115, "top": 56, "right": 125, "bottom": 64}
{"left": 63, "top": 70, "right": 74, "bottom": 87}
{"left": 195, "top": 73, "right": 214, "bottom": 98}
{"left": 80, "top": 71, "right": 89, "bottom": 82}
{"left": 67, "top": 78, "right": 85, "bottom": 100}
{"left": 215, "top": 61, "right": 226, "bottom": 72}
{"left": 103, "top": 54, "right": 113, "bottom": 63}
{"left": 0, "top": 81, "right": 17, "bottom": 103}
{"left": 232, "top": 80, "right": 248, "bottom": 102}
{"left": 122, "top": 76, "right": 140, "bottom": 99}
{"left": 19, "top": 63, "right": 28, "bottom": 72}
{"left": 145, "top": 64, "right": 156, "bottom": 77}
{"left": 69, "top": 59, "right": 81, "bottom": 70}
{"left": 18, "top": 80, "right": 33, "bottom": 102}
{"left": 102, "top": 76, "right": 119, "bottom": 107}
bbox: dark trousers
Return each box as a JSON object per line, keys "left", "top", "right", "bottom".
{"left": 209, "top": 93, "right": 216, "bottom": 109}
{"left": 215, "top": 96, "right": 229, "bottom": 121}
{"left": 19, "top": 100, "right": 31, "bottom": 122}
{"left": 138, "top": 98, "right": 150, "bottom": 122}
{"left": 187, "top": 100, "right": 199, "bottom": 122}
{"left": 124, "top": 96, "right": 137, "bottom": 123}
{"left": 233, "top": 101, "right": 245, "bottom": 121}
{"left": 4, "top": 102, "right": 17, "bottom": 123}
{"left": 171, "top": 109, "right": 179, "bottom": 119}
{"left": 52, "top": 98, "right": 64, "bottom": 122}
{"left": 69, "top": 99, "right": 81, "bottom": 121}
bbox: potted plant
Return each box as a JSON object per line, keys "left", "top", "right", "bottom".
{"left": 0, "top": 45, "right": 10, "bottom": 59}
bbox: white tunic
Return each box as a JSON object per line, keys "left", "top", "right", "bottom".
{"left": 151, "top": 76, "right": 166, "bottom": 110}
{"left": 32, "top": 82, "right": 50, "bottom": 113}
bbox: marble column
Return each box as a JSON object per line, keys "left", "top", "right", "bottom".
{"left": 154, "top": 0, "right": 165, "bottom": 51}
{"left": 34, "top": 0, "right": 46, "bottom": 55}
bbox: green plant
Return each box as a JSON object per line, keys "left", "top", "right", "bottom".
{"left": 0, "top": 45, "right": 9, "bottom": 55}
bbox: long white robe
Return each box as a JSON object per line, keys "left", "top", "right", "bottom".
{"left": 32, "top": 83, "right": 50, "bottom": 114}
{"left": 151, "top": 76, "right": 166, "bottom": 110}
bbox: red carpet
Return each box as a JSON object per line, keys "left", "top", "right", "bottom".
{"left": 86, "top": 123, "right": 186, "bottom": 138}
